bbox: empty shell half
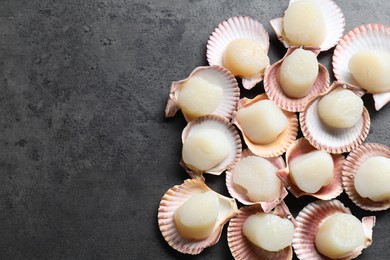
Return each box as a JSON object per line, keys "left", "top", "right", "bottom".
{"left": 225, "top": 149, "right": 288, "bottom": 212}
{"left": 333, "top": 24, "right": 390, "bottom": 110}
{"left": 300, "top": 82, "right": 370, "bottom": 154}
{"left": 264, "top": 47, "right": 330, "bottom": 112}
{"left": 233, "top": 94, "right": 298, "bottom": 157}
{"left": 207, "top": 16, "right": 270, "bottom": 90}
{"left": 158, "top": 179, "right": 238, "bottom": 255}
{"left": 342, "top": 142, "right": 390, "bottom": 211}
{"left": 277, "top": 137, "right": 344, "bottom": 200}
{"left": 270, "top": 0, "right": 345, "bottom": 51}
{"left": 165, "top": 65, "right": 239, "bottom": 122}
{"left": 181, "top": 114, "right": 242, "bottom": 180}
{"left": 227, "top": 203, "right": 295, "bottom": 260}
{"left": 293, "top": 199, "right": 375, "bottom": 260}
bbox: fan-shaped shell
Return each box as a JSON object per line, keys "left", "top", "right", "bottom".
{"left": 158, "top": 179, "right": 238, "bottom": 255}
{"left": 270, "top": 0, "right": 345, "bottom": 51}
{"left": 277, "top": 137, "right": 344, "bottom": 199}
{"left": 293, "top": 200, "right": 375, "bottom": 260}
{"left": 165, "top": 65, "right": 239, "bottom": 122}
{"left": 226, "top": 149, "right": 288, "bottom": 212}
{"left": 181, "top": 114, "right": 242, "bottom": 180}
{"left": 333, "top": 24, "right": 390, "bottom": 110}
{"left": 264, "top": 47, "right": 330, "bottom": 112}
{"left": 207, "top": 16, "right": 270, "bottom": 89}
{"left": 300, "top": 82, "right": 370, "bottom": 154}
{"left": 342, "top": 142, "right": 390, "bottom": 211}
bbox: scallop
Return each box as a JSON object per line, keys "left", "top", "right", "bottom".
{"left": 227, "top": 203, "right": 295, "bottom": 260}
{"left": 277, "top": 137, "right": 344, "bottom": 200}
{"left": 165, "top": 65, "right": 239, "bottom": 122}
{"left": 158, "top": 179, "right": 238, "bottom": 255}
{"left": 342, "top": 142, "right": 390, "bottom": 211}
{"left": 225, "top": 149, "right": 288, "bottom": 212}
{"left": 333, "top": 24, "right": 390, "bottom": 110}
{"left": 232, "top": 94, "right": 298, "bottom": 157}
{"left": 300, "top": 82, "right": 370, "bottom": 154}
{"left": 293, "top": 200, "right": 375, "bottom": 260}
{"left": 181, "top": 114, "right": 241, "bottom": 180}
{"left": 270, "top": 0, "right": 345, "bottom": 51}
{"left": 264, "top": 47, "right": 330, "bottom": 112}
{"left": 206, "top": 16, "right": 270, "bottom": 89}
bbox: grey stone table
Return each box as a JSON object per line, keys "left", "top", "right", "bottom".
{"left": 1, "top": 0, "right": 390, "bottom": 259}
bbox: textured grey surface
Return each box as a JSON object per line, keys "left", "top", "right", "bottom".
{"left": 1, "top": 0, "right": 390, "bottom": 259}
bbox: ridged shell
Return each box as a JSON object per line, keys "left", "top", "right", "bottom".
{"left": 342, "top": 142, "right": 390, "bottom": 211}
{"left": 264, "top": 47, "right": 330, "bottom": 112}
{"left": 270, "top": 0, "right": 345, "bottom": 51}
{"left": 277, "top": 137, "right": 344, "bottom": 199}
{"left": 165, "top": 65, "right": 240, "bottom": 122}
{"left": 227, "top": 203, "right": 294, "bottom": 260}
{"left": 333, "top": 24, "right": 390, "bottom": 110}
{"left": 293, "top": 200, "right": 375, "bottom": 260}
{"left": 233, "top": 94, "right": 298, "bottom": 157}
{"left": 225, "top": 149, "right": 288, "bottom": 213}
{"left": 300, "top": 82, "right": 370, "bottom": 154}
{"left": 181, "top": 114, "right": 242, "bottom": 180}
{"left": 206, "top": 16, "right": 270, "bottom": 90}
{"left": 158, "top": 179, "right": 239, "bottom": 255}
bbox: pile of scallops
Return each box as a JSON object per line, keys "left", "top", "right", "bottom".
{"left": 158, "top": 0, "right": 390, "bottom": 259}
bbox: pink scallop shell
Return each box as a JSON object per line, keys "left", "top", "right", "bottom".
{"left": 277, "top": 137, "right": 344, "bottom": 200}
{"left": 232, "top": 94, "right": 298, "bottom": 158}
{"left": 342, "top": 142, "right": 390, "bottom": 211}
{"left": 270, "top": 0, "right": 345, "bottom": 51}
{"left": 300, "top": 82, "right": 370, "bottom": 154}
{"left": 158, "top": 179, "right": 239, "bottom": 255}
{"left": 264, "top": 47, "right": 330, "bottom": 112}
{"left": 293, "top": 199, "right": 375, "bottom": 260}
{"left": 206, "top": 16, "right": 270, "bottom": 90}
{"left": 181, "top": 114, "right": 242, "bottom": 180}
{"left": 225, "top": 149, "right": 288, "bottom": 213}
{"left": 165, "top": 65, "right": 240, "bottom": 122}
{"left": 333, "top": 24, "right": 390, "bottom": 110}
{"left": 227, "top": 203, "right": 295, "bottom": 260}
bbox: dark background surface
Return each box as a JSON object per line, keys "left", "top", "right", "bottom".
{"left": 1, "top": 0, "right": 390, "bottom": 259}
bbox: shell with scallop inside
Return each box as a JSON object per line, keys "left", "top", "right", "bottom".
{"left": 165, "top": 65, "right": 239, "bottom": 122}
{"left": 180, "top": 114, "right": 241, "bottom": 180}
{"left": 233, "top": 94, "right": 298, "bottom": 158}
{"left": 225, "top": 149, "right": 288, "bottom": 213}
{"left": 300, "top": 82, "right": 370, "bottom": 154}
{"left": 158, "top": 178, "right": 238, "bottom": 255}
{"left": 277, "top": 137, "right": 344, "bottom": 200}
{"left": 333, "top": 24, "right": 390, "bottom": 110}
{"left": 293, "top": 200, "right": 375, "bottom": 260}
{"left": 227, "top": 202, "right": 295, "bottom": 260}
{"left": 264, "top": 46, "right": 330, "bottom": 112}
{"left": 206, "top": 16, "right": 270, "bottom": 90}
{"left": 270, "top": 0, "right": 345, "bottom": 51}
{"left": 342, "top": 142, "right": 390, "bottom": 211}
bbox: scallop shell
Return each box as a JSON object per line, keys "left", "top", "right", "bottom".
{"left": 158, "top": 179, "right": 238, "bottom": 255}
{"left": 300, "top": 82, "right": 370, "bottom": 154}
{"left": 270, "top": 0, "right": 345, "bottom": 51}
{"left": 293, "top": 199, "right": 375, "bottom": 260}
{"left": 233, "top": 94, "right": 298, "bottom": 157}
{"left": 333, "top": 24, "right": 390, "bottom": 110}
{"left": 277, "top": 137, "right": 344, "bottom": 200}
{"left": 264, "top": 47, "right": 330, "bottom": 112}
{"left": 225, "top": 149, "right": 288, "bottom": 213}
{"left": 206, "top": 16, "right": 269, "bottom": 90}
{"left": 165, "top": 65, "right": 240, "bottom": 122}
{"left": 342, "top": 142, "right": 390, "bottom": 211}
{"left": 227, "top": 203, "right": 295, "bottom": 260}
{"left": 181, "top": 114, "right": 242, "bottom": 180}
